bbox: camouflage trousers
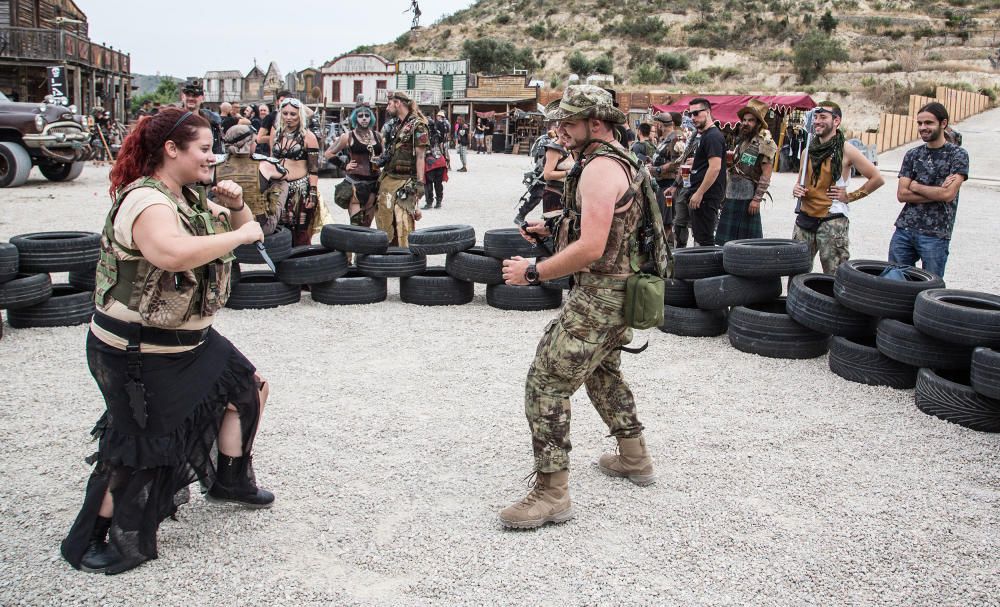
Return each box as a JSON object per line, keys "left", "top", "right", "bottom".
{"left": 792, "top": 216, "right": 850, "bottom": 275}
{"left": 524, "top": 284, "right": 644, "bottom": 473}
{"left": 375, "top": 175, "right": 418, "bottom": 247}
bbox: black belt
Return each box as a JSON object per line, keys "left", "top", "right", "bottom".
{"left": 93, "top": 312, "right": 210, "bottom": 347}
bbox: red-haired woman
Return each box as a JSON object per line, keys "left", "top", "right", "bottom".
{"left": 60, "top": 107, "right": 274, "bottom": 575}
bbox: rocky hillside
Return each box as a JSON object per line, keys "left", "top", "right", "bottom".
{"left": 361, "top": 0, "right": 999, "bottom": 128}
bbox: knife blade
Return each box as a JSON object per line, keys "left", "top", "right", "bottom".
{"left": 256, "top": 241, "right": 276, "bottom": 273}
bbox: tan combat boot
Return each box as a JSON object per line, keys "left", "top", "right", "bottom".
{"left": 597, "top": 436, "right": 656, "bottom": 486}
{"left": 499, "top": 470, "right": 575, "bottom": 529}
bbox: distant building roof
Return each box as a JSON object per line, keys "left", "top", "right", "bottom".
{"left": 205, "top": 70, "right": 243, "bottom": 79}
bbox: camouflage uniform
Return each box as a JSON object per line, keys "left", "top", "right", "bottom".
{"left": 523, "top": 88, "right": 651, "bottom": 473}
{"left": 376, "top": 112, "right": 429, "bottom": 247}
{"left": 214, "top": 153, "right": 282, "bottom": 235}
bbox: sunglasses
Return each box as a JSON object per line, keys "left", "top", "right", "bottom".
{"left": 686, "top": 108, "right": 707, "bottom": 117}
{"left": 279, "top": 98, "right": 302, "bottom": 108}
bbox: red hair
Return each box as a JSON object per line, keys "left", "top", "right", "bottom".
{"left": 108, "top": 107, "right": 210, "bottom": 199}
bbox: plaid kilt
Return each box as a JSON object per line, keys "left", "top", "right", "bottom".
{"left": 714, "top": 197, "right": 763, "bottom": 245}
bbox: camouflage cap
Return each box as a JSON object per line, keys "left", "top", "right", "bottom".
{"left": 544, "top": 84, "right": 626, "bottom": 124}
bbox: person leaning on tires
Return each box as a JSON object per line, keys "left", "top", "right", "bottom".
{"left": 889, "top": 102, "right": 968, "bottom": 278}
{"left": 60, "top": 108, "right": 274, "bottom": 576}
{"left": 791, "top": 101, "right": 884, "bottom": 274}
{"left": 499, "top": 85, "right": 659, "bottom": 530}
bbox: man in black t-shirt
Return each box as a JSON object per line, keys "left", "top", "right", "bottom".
{"left": 454, "top": 115, "right": 470, "bottom": 171}
{"left": 685, "top": 98, "right": 727, "bottom": 246}
{"left": 256, "top": 89, "right": 293, "bottom": 150}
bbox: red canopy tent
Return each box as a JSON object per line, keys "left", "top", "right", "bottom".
{"left": 651, "top": 94, "right": 816, "bottom": 128}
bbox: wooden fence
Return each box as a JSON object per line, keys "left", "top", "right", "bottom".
{"left": 853, "top": 86, "right": 991, "bottom": 153}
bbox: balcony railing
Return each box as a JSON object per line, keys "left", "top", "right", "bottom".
{"left": 0, "top": 27, "right": 130, "bottom": 74}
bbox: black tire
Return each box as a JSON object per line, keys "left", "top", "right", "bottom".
{"left": 356, "top": 247, "right": 427, "bottom": 278}
{"left": 39, "top": 161, "right": 85, "bottom": 182}
{"left": 912, "top": 289, "right": 1000, "bottom": 348}
{"left": 722, "top": 238, "right": 812, "bottom": 277}
{"left": 7, "top": 284, "right": 94, "bottom": 328}
{"left": 9, "top": 231, "right": 101, "bottom": 273}
{"left": 672, "top": 246, "right": 725, "bottom": 280}
{"left": 275, "top": 245, "right": 349, "bottom": 285}
{"left": 234, "top": 225, "right": 293, "bottom": 265}
{"left": 311, "top": 269, "right": 387, "bottom": 305}
{"left": 483, "top": 227, "right": 544, "bottom": 259}
{"left": 693, "top": 274, "right": 781, "bottom": 311}
{"left": 663, "top": 278, "right": 696, "bottom": 308}
{"left": 68, "top": 268, "right": 97, "bottom": 292}
{"left": 658, "top": 304, "right": 728, "bottom": 337}
{"left": 828, "top": 335, "right": 917, "bottom": 389}
{"left": 971, "top": 348, "right": 1000, "bottom": 400}
{"left": 0, "top": 141, "right": 32, "bottom": 188}
{"left": 915, "top": 368, "right": 1000, "bottom": 433}
{"left": 728, "top": 298, "right": 829, "bottom": 359}
{"left": 400, "top": 267, "right": 474, "bottom": 306}
{"left": 445, "top": 246, "right": 503, "bottom": 285}
{"left": 225, "top": 271, "right": 301, "bottom": 309}
{"left": 0, "top": 242, "right": 17, "bottom": 283}
{"left": 486, "top": 284, "right": 562, "bottom": 311}
{"left": 407, "top": 224, "right": 476, "bottom": 255}
{"left": 320, "top": 224, "right": 389, "bottom": 254}
{"left": 786, "top": 273, "right": 876, "bottom": 339}
{"left": 833, "top": 259, "right": 944, "bottom": 320}
{"left": 0, "top": 273, "right": 52, "bottom": 310}
{"left": 875, "top": 318, "right": 973, "bottom": 370}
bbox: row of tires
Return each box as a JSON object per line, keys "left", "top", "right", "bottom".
{"left": 0, "top": 232, "right": 102, "bottom": 336}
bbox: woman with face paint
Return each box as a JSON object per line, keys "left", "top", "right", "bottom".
{"left": 271, "top": 97, "right": 322, "bottom": 246}
{"left": 326, "top": 103, "right": 384, "bottom": 226}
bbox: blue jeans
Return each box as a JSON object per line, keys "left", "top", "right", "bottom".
{"left": 888, "top": 227, "right": 950, "bottom": 278}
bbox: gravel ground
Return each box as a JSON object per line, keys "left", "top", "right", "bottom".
{"left": 1, "top": 110, "right": 999, "bottom": 606}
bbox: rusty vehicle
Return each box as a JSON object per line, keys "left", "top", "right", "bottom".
{"left": 0, "top": 91, "right": 91, "bottom": 187}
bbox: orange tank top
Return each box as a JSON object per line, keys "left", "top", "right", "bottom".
{"left": 799, "top": 157, "right": 835, "bottom": 219}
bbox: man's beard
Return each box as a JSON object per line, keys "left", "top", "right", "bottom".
{"left": 740, "top": 124, "right": 756, "bottom": 139}
{"left": 920, "top": 127, "right": 942, "bottom": 142}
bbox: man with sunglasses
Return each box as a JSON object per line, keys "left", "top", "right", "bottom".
{"left": 791, "top": 101, "right": 883, "bottom": 273}
{"left": 682, "top": 98, "right": 727, "bottom": 246}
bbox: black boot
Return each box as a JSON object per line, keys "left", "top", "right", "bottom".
{"left": 207, "top": 454, "right": 275, "bottom": 508}
{"left": 422, "top": 201, "right": 433, "bottom": 210}
{"left": 435, "top": 199, "right": 441, "bottom": 209}
{"left": 79, "top": 516, "right": 122, "bottom": 574}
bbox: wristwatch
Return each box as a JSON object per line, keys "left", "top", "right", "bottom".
{"left": 524, "top": 264, "right": 541, "bottom": 285}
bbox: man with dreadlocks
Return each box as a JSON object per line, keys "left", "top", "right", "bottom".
{"left": 326, "top": 102, "right": 383, "bottom": 227}
{"left": 498, "top": 85, "right": 671, "bottom": 530}
{"left": 376, "top": 91, "right": 428, "bottom": 246}
{"left": 715, "top": 99, "right": 777, "bottom": 244}
{"left": 791, "top": 101, "right": 883, "bottom": 274}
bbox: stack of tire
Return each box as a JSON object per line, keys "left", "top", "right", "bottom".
{"left": 445, "top": 227, "right": 562, "bottom": 311}
{"left": 659, "top": 239, "right": 817, "bottom": 358}
{"left": 0, "top": 232, "right": 101, "bottom": 336}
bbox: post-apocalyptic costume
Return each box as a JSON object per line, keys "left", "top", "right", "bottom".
{"left": 332, "top": 105, "right": 384, "bottom": 227}
{"left": 273, "top": 122, "right": 321, "bottom": 247}
{"left": 716, "top": 100, "right": 777, "bottom": 244}
{"left": 792, "top": 124, "right": 851, "bottom": 274}
{"left": 61, "top": 177, "right": 272, "bottom": 575}
{"left": 215, "top": 125, "right": 282, "bottom": 235}
{"left": 376, "top": 94, "right": 430, "bottom": 247}
{"left": 500, "top": 85, "right": 671, "bottom": 530}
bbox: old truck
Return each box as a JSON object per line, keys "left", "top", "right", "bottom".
{"left": 0, "top": 91, "right": 91, "bottom": 188}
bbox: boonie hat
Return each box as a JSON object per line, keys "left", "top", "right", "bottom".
{"left": 544, "top": 84, "right": 626, "bottom": 124}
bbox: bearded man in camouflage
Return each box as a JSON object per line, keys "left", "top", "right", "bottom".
{"left": 499, "top": 85, "right": 657, "bottom": 529}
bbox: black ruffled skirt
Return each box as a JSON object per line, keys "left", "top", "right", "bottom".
{"left": 61, "top": 329, "right": 261, "bottom": 572}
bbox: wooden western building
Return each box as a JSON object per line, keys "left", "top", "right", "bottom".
{"left": 0, "top": 0, "right": 131, "bottom": 119}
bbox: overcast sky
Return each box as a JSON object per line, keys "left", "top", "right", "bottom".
{"left": 77, "top": 1, "right": 471, "bottom": 77}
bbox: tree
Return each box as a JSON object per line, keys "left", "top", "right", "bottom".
{"left": 591, "top": 54, "right": 614, "bottom": 75}
{"left": 819, "top": 10, "right": 838, "bottom": 34}
{"left": 568, "top": 51, "right": 592, "bottom": 76}
{"left": 130, "top": 77, "right": 180, "bottom": 113}
{"left": 462, "top": 38, "right": 538, "bottom": 74}
{"left": 793, "top": 32, "right": 848, "bottom": 83}
{"left": 655, "top": 51, "right": 690, "bottom": 82}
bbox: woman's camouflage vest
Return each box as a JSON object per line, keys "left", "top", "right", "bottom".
{"left": 94, "top": 177, "right": 234, "bottom": 328}
{"left": 555, "top": 143, "right": 649, "bottom": 276}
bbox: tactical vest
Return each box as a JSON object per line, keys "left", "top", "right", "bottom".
{"left": 731, "top": 132, "right": 777, "bottom": 185}
{"left": 94, "top": 177, "right": 234, "bottom": 328}
{"left": 556, "top": 142, "right": 672, "bottom": 278}
{"left": 384, "top": 115, "right": 428, "bottom": 178}
{"left": 215, "top": 154, "right": 281, "bottom": 219}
